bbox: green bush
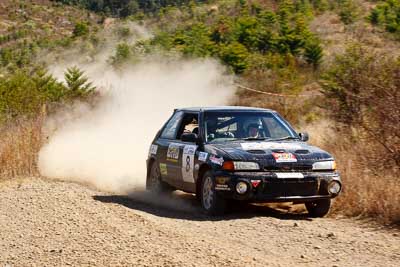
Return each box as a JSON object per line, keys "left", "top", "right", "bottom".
{"left": 174, "top": 24, "right": 216, "bottom": 57}
{"left": 337, "top": 0, "right": 359, "bottom": 25}
{"left": 321, "top": 44, "right": 400, "bottom": 167}
{"left": 73, "top": 22, "right": 89, "bottom": 37}
{"left": 0, "top": 67, "right": 94, "bottom": 121}
{"left": 0, "top": 71, "right": 63, "bottom": 119}
{"left": 369, "top": 0, "right": 400, "bottom": 35}
{"left": 219, "top": 42, "right": 249, "bottom": 73}
{"left": 311, "top": 0, "right": 329, "bottom": 13}
{"left": 233, "top": 16, "right": 262, "bottom": 50}
{"left": 117, "top": 26, "right": 131, "bottom": 38}
{"left": 369, "top": 8, "right": 381, "bottom": 25}
{"left": 112, "top": 43, "right": 132, "bottom": 63}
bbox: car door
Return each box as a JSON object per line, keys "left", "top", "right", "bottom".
{"left": 173, "top": 112, "right": 200, "bottom": 192}
{"left": 157, "top": 111, "right": 184, "bottom": 188}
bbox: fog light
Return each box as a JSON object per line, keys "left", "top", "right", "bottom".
{"left": 328, "top": 181, "right": 341, "bottom": 195}
{"left": 236, "top": 181, "right": 248, "bottom": 194}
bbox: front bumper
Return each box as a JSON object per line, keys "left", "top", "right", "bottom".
{"left": 213, "top": 171, "right": 341, "bottom": 203}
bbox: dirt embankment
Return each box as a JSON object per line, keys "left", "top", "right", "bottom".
{"left": 0, "top": 178, "right": 399, "bottom": 266}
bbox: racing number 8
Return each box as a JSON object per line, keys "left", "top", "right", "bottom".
{"left": 185, "top": 156, "right": 191, "bottom": 172}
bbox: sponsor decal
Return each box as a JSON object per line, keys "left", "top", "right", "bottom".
{"left": 210, "top": 155, "right": 224, "bottom": 166}
{"left": 159, "top": 163, "right": 167, "bottom": 176}
{"left": 275, "top": 172, "right": 304, "bottom": 179}
{"left": 167, "top": 143, "right": 180, "bottom": 161}
{"left": 215, "top": 184, "right": 230, "bottom": 191}
{"left": 183, "top": 145, "right": 196, "bottom": 155}
{"left": 182, "top": 145, "right": 197, "bottom": 183}
{"left": 216, "top": 177, "right": 230, "bottom": 184}
{"left": 241, "top": 142, "right": 302, "bottom": 151}
{"left": 272, "top": 152, "right": 297, "bottom": 163}
{"left": 198, "top": 152, "right": 208, "bottom": 162}
{"left": 148, "top": 144, "right": 158, "bottom": 156}
{"left": 251, "top": 180, "right": 261, "bottom": 188}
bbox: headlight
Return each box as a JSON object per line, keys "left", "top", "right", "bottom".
{"left": 328, "top": 181, "right": 341, "bottom": 195}
{"left": 233, "top": 161, "right": 260, "bottom": 170}
{"left": 312, "top": 160, "right": 337, "bottom": 171}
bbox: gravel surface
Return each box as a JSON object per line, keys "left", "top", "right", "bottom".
{"left": 0, "top": 178, "right": 399, "bottom": 266}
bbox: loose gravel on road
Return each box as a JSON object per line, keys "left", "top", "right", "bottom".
{"left": 1, "top": 178, "right": 399, "bottom": 266}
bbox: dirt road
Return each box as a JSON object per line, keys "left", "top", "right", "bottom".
{"left": 0, "top": 178, "right": 399, "bottom": 266}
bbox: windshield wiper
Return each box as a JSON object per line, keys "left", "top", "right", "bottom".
{"left": 242, "top": 137, "right": 268, "bottom": 141}
{"left": 271, "top": 136, "right": 300, "bottom": 141}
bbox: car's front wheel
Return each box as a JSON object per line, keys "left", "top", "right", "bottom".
{"left": 146, "top": 163, "right": 171, "bottom": 193}
{"left": 200, "top": 170, "right": 227, "bottom": 215}
{"left": 305, "top": 199, "right": 331, "bottom": 217}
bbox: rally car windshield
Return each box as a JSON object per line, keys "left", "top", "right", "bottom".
{"left": 204, "top": 111, "right": 298, "bottom": 143}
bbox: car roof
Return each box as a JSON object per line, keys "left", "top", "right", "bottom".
{"left": 176, "top": 106, "right": 275, "bottom": 113}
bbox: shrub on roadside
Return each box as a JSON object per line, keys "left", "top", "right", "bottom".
{"left": 73, "top": 22, "right": 90, "bottom": 37}
{"left": 304, "top": 121, "right": 400, "bottom": 225}
{"left": 318, "top": 44, "right": 400, "bottom": 225}
{"left": 0, "top": 67, "right": 95, "bottom": 179}
{"left": 321, "top": 44, "right": 400, "bottom": 169}
{"left": 0, "top": 67, "right": 95, "bottom": 121}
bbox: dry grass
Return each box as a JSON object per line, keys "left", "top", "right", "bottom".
{"left": 304, "top": 120, "right": 400, "bottom": 225}
{"left": 331, "top": 159, "right": 400, "bottom": 225}
{"left": 0, "top": 115, "right": 44, "bottom": 179}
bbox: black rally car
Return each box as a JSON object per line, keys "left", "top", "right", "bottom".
{"left": 146, "top": 106, "right": 341, "bottom": 216}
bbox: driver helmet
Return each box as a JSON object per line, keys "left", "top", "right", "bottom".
{"left": 244, "top": 120, "right": 262, "bottom": 137}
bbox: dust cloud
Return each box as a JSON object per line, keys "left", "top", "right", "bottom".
{"left": 38, "top": 25, "right": 235, "bottom": 195}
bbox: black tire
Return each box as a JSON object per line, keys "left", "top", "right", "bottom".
{"left": 146, "top": 162, "right": 172, "bottom": 193}
{"left": 305, "top": 199, "right": 331, "bottom": 217}
{"left": 200, "top": 170, "right": 227, "bottom": 215}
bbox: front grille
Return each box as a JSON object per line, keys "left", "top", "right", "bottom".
{"left": 264, "top": 165, "right": 312, "bottom": 172}
{"left": 262, "top": 180, "right": 319, "bottom": 197}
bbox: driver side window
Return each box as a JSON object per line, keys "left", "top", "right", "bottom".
{"left": 160, "top": 111, "right": 184, "bottom": 139}
{"left": 176, "top": 113, "right": 199, "bottom": 140}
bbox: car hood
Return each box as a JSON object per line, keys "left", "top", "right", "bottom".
{"left": 204, "top": 140, "right": 333, "bottom": 169}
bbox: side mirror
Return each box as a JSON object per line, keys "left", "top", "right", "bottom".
{"left": 181, "top": 133, "right": 199, "bottom": 143}
{"left": 298, "top": 132, "right": 309, "bottom": 142}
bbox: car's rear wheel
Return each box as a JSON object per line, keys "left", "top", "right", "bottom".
{"left": 200, "top": 170, "right": 227, "bottom": 215}
{"left": 305, "top": 199, "right": 331, "bottom": 217}
{"left": 146, "top": 163, "right": 171, "bottom": 193}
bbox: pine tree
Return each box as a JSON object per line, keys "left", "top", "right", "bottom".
{"left": 304, "top": 40, "right": 323, "bottom": 69}
{"left": 64, "top": 67, "right": 95, "bottom": 98}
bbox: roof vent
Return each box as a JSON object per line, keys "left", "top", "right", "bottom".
{"left": 247, "top": 150, "right": 266, "bottom": 154}
{"left": 295, "top": 149, "right": 310, "bottom": 154}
